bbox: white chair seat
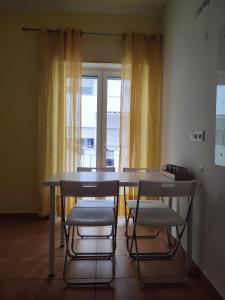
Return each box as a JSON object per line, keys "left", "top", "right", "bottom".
{"left": 76, "top": 199, "right": 114, "bottom": 208}
{"left": 66, "top": 207, "right": 115, "bottom": 226}
{"left": 132, "top": 207, "right": 185, "bottom": 226}
{"left": 126, "top": 199, "right": 167, "bottom": 209}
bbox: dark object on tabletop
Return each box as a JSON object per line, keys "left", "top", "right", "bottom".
{"left": 161, "top": 164, "right": 193, "bottom": 180}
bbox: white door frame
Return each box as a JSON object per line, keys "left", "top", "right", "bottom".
{"left": 82, "top": 63, "right": 121, "bottom": 168}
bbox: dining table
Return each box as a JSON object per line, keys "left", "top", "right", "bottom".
{"left": 43, "top": 171, "right": 195, "bottom": 277}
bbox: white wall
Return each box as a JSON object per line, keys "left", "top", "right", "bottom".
{"left": 162, "top": 0, "right": 225, "bottom": 297}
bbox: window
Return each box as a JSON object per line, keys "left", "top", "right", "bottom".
{"left": 106, "top": 158, "right": 114, "bottom": 166}
{"left": 80, "top": 63, "right": 121, "bottom": 170}
{"left": 81, "top": 138, "right": 94, "bottom": 148}
{"left": 82, "top": 77, "right": 96, "bottom": 95}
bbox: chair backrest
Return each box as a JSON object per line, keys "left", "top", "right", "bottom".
{"left": 60, "top": 180, "right": 120, "bottom": 198}
{"left": 138, "top": 180, "right": 196, "bottom": 198}
{"left": 77, "top": 167, "right": 115, "bottom": 172}
{"left": 123, "top": 167, "right": 159, "bottom": 173}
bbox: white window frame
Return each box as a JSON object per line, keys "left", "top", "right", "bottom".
{"left": 82, "top": 63, "right": 121, "bottom": 168}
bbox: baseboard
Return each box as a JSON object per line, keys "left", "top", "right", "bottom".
{"left": 164, "top": 233, "right": 224, "bottom": 299}
{"left": 191, "top": 261, "right": 224, "bottom": 300}
{"left": 0, "top": 212, "right": 41, "bottom": 219}
{"left": 171, "top": 233, "right": 224, "bottom": 299}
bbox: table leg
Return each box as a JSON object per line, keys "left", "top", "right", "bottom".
{"left": 168, "top": 196, "right": 173, "bottom": 244}
{"left": 60, "top": 215, "right": 65, "bottom": 247}
{"left": 186, "top": 203, "right": 193, "bottom": 273}
{"left": 49, "top": 186, "right": 55, "bottom": 277}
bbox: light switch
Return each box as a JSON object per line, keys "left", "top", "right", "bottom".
{"left": 190, "top": 130, "right": 205, "bottom": 142}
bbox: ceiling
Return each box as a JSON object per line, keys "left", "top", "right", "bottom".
{"left": 0, "top": 0, "right": 168, "bottom": 17}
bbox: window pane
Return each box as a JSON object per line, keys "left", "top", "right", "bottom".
{"left": 106, "top": 77, "right": 121, "bottom": 171}
{"left": 81, "top": 76, "right": 97, "bottom": 167}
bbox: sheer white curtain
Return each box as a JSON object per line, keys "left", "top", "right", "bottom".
{"left": 38, "top": 29, "right": 82, "bottom": 216}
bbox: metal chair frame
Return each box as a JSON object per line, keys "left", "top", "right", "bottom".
{"left": 60, "top": 180, "right": 119, "bottom": 286}
{"left": 123, "top": 168, "right": 164, "bottom": 251}
{"left": 129, "top": 180, "right": 196, "bottom": 285}
{"left": 77, "top": 167, "right": 116, "bottom": 172}
{"left": 76, "top": 167, "right": 115, "bottom": 239}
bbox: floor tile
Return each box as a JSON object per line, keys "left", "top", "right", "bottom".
{"left": 35, "top": 224, "right": 62, "bottom": 240}
{"left": 0, "top": 228, "right": 40, "bottom": 240}
{"left": 144, "top": 285, "right": 193, "bottom": 300}
{"left": 0, "top": 218, "right": 49, "bottom": 228}
{"left": 0, "top": 219, "right": 23, "bottom": 228}
{"left": 116, "top": 227, "right": 126, "bottom": 239}
{"left": 115, "top": 256, "right": 136, "bottom": 278}
{"left": 144, "top": 277, "right": 217, "bottom": 300}
{"left": 71, "top": 238, "right": 98, "bottom": 253}
{"left": 55, "top": 257, "right": 96, "bottom": 280}
{"left": 96, "top": 258, "right": 114, "bottom": 280}
{"left": 126, "top": 224, "right": 165, "bottom": 238}
{"left": 22, "top": 239, "right": 65, "bottom": 257}
{"left": 0, "top": 218, "right": 219, "bottom": 300}
{"left": 134, "top": 255, "right": 186, "bottom": 281}
{"left": 96, "top": 239, "right": 114, "bottom": 254}
{"left": 0, "top": 258, "right": 16, "bottom": 279}
{"left": 115, "top": 239, "right": 128, "bottom": 255}
{"left": 96, "top": 256, "right": 135, "bottom": 279}
{"left": 8, "top": 257, "right": 50, "bottom": 279}
{"left": 0, "top": 239, "right": 30, "bottom": 257}
{"left": 0, "top": 280, "right": 49, "bottom": 300}
{"left": 131, "top": 238, "right": 169, "bottom": 253}
{"left": 96, "top": 238, "right": 128, "bottom": 255}
{"left": 45, "top": 279, "right": 95, "bottom": 300}
{"left": 185, "top": 276, "right": 219, "bottom": 300}
{"left": 95, "top": 278, "right": 146, "bottom": 300}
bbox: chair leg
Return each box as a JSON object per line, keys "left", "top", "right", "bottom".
{"left": 125, "top": 207, "right": 166, "bottom": 255}
{"left": 129, "top": 223, "right": 137, "bottom": 257}
{"left": 128, "top": 224, "right": 170, "bottom": 258}
{"left": 63, "top": 224, "right": 116, "bottom": 286}
{"left": 131, "top": 225, "right": 189, "bottom": 285}
{"left": 124, "top": 196, "right": 129, "bottom": 236}
{"left": 166, "top": 226, "right": 172, "bottom": 251}
{"left": 76, "top": 226, "right": 113, "bottom": 239}
{"left": 125, "top": 209, "right": 132, "bottom": 251}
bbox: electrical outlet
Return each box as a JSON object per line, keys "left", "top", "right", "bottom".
{"left": 190, "top": 131, "right": 205, "bottom": 141}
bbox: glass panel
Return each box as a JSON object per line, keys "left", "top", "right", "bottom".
{"left": 215, "top": 25, "right": 225, "bottom": 166}
{"left": 106, "top": 77, "right": 121, "bottom": 171}
{"left": 81, "top": 76, "right": 98, "bottom": 167}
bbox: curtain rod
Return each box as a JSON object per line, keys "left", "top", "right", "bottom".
{"left": 22, "top": 27, "right": 122, "bottom": 37}
{"left": 22, "top": 27, "right": 161, "bottom": 38}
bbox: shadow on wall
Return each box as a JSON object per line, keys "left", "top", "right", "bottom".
{"left": 193, "top": 181, "right": 206, "bottom": 268}
{"left": 193, "top": 180, "right": 225, "bottom": 270}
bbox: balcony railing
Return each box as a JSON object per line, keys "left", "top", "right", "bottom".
{"left": 66, "top": 147, "right": 119, "bottom": 170}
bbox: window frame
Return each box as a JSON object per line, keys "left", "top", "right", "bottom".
{"left": 82, "top": 63, "right": 121, "bottom": 168}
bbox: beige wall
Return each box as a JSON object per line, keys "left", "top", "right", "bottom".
{"left": 0, "top": 9, "right": 160, "bottom": 213}
{"left": 162, "top": 0, "right": 225, "bottom": 297}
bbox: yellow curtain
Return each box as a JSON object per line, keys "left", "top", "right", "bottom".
{"left": 38, "top": 29, "right": 82, "bottom": 217}
{"left": 119, "top": 33, "right": 162, "bottom": 171}
{"left": 118, "top": 33, "right": 162, "bottom": 211}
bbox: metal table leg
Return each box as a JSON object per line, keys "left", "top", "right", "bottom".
{"left": 60, "top": 217, "right": 65, "bottom": 247}
{"left": 49, "top": 186, "right": 56, "bottom": 277}
{"left": 186, "top": 203, "right": 193, "bottom": 273}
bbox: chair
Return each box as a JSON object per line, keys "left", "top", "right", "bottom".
{"left": 76, "top": 167, "right": 116, "bottom": 238}
{"left": 77, "top": 167, "right": 115, "bottom": 172}
{"left": 60, "top": 180, "right": 119, "bottom": 286}
{"left": 129, "top": 180, "right": 196, "bottom": 285}
{"left": 123, "top": 168, "right": 166, "bottom": 250}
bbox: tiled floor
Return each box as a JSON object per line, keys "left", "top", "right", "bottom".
{"left": 0, "top": 217, "right": 220, "bottom": 300}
